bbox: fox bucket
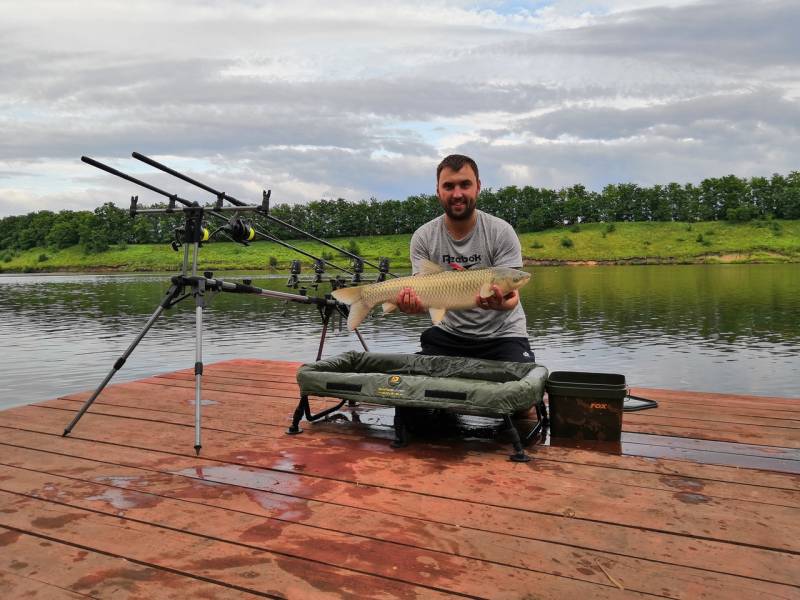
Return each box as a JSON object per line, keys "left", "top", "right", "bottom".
{"left": 545, "top": 371, "right": 627, "bottom": 441}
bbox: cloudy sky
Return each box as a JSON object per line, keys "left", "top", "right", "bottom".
{"left": 1, "top": 0, "right": 797, "bottom": 217}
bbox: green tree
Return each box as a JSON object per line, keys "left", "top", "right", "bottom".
{"left": 45, "top": 211, "right": 85, "bottom": 249}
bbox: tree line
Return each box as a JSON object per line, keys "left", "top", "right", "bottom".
{"left": 1, "top": 171, "right": 798, "bottom": 255}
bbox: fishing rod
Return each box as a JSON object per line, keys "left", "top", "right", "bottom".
{"left": 131, "top": 152, "right": 398, "bottom": 277}
{"left": 81, "top": 156, "right": 354, "bottom": 276}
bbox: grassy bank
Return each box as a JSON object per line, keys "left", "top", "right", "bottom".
{"left": 1, "top": 221, "right": 798, "bottom": 274}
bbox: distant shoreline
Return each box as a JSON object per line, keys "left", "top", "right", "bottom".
{"left": 1, "top": 220, "right": 798, "bottom": 274}
{"left": 524, "top": 251, "right": 797, "bottom": 266}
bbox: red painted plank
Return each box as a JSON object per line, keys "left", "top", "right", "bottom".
{"left": 0, "top": 527, "right": 260, "bottom": 599}
{"left": 0, "top": 492, "right": 461, "bottom": 600}
{"left": 1, "top": 466, "right": 699, "bottom": 599}
{"left": 1, "top": 407, "right": 798, "bottom": 554}
{"left": 2, "top": 429, "right": 797, "bottom": 588}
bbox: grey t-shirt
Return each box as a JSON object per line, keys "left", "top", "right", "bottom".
{"left": 410, "top": 210, "right": 528, "bottom": 338}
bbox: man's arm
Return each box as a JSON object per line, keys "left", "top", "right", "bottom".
{"left": 397, "top": 228, "right": 429, "bottom": 314}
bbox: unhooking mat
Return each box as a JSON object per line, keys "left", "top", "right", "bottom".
{"left": 296, "top": 351, "right": 549, "bottom": 416}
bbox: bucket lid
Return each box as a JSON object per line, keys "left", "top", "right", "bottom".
{"left": 547, "top": 371, "right": 626, "bottom": 388}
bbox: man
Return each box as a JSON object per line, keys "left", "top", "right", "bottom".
{"left": 396, "top": 154, "right": 535, "bottom": 363}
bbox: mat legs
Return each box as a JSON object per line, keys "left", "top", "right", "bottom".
{"left": 503, "top": 415, "right": 531, "bottom": 462}
{"left": 287, "top": 394, "right": 347, "bottom": 435}
{"left": 523, "top": 399, "right": 550, "bottom": 445}
{"left": 390, "top": 407, "right": 410, "bottom": 448}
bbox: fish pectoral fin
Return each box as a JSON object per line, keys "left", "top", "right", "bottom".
{"left": 346, "top": 300, "right": 372, "bottom": 331}
{"left": 382, "top": 302, "right": 398, "bottom": 314}
{"left": 478, "top": 283, "right": 494, "bottom": 299}
{"left": 428, "top": 307, "right": 447, "bottom": 324}
{"left": 418, "top": 259, "right": 446, "bottom": 275}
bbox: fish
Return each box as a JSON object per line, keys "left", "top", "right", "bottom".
{"left": 331, "top": 259, "right": 531, "bottom": 330}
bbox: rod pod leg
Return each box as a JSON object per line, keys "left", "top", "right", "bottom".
{"left": 63, "top": 283, "right": 181, "bottom": 437}
{"left": 193, "top": 286, "right": 205, "bottom": 455}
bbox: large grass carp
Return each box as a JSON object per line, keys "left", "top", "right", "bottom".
{"left": 331, "top": 259, "right": 531, "bottom": 330}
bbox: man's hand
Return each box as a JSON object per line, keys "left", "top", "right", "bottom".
{"left": 396, "top": 287, "right": 426, "bottom": 314}
{"left": 477, "top": 286, "right": 519, "bottom": 311}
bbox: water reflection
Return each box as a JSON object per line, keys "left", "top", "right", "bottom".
{"left": 0, "top": 264, "right": 798, "bottom": 408}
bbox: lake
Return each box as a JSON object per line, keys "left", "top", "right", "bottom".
{"left": 0, "top": 263, "right": 798, "bottom": 410}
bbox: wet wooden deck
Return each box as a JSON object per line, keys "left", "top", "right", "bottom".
{"left": 0, "top": 358, "right": 798, "bottom": 599}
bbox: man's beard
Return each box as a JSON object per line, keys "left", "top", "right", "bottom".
{"left": 444, "top": 199, "right": 476, "bottom": 221}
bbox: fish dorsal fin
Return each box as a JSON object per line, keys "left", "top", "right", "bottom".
{"left": 428, "top": 307, "right": 447, "bottom": 324}
{"left": 418, "top": 259, "right": 445, "bottom": 275}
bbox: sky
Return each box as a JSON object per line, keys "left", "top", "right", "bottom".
{"left": 1, "top": 0, "right": 797, "bottom": 217}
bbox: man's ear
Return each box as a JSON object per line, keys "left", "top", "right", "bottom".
{"left": 476, "top": 178, "right": 481, "bottom": 195}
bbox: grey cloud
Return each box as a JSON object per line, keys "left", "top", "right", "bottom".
{"left": 505, "top": 0, "right": 799, "bottom": 71}
{"left": 464, "top": 128, "right": 799, "bottom": 193}
{"left": 516, "top": 89, "right": 800, "bottom": 140}
{"left": 2, "top": 1, "right": 798, "bottom": 217}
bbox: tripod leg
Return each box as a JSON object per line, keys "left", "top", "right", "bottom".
{"left": 63, "top": 289, "right": 176, "bottom": 437}
{"left": 193, "top": 281, "right": 206, "bottom": 455}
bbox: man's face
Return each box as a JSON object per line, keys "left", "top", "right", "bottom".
{"left": 437, "top": 165, "right": 480, "bottom": 221}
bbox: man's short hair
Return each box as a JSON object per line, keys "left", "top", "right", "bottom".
{"left": 437, "top": 154, "right": 479, "bottom": 183}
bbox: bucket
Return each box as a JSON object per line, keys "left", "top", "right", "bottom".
{"left": 545, "top": 371, "right": 627, "bottom": 441}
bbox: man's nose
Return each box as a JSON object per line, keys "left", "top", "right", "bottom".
{"left": 452, "top": 187, "right": 464, "bottom": 198}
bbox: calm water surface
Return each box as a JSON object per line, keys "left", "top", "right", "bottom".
{"left": 0, "top": 264, "right": 798, "bottom": 409}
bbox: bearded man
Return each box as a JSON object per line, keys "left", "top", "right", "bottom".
{"left": 396, "top": 154, "right": 535, "bottom": 363}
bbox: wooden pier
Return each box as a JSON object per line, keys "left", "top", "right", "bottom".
{"left": 0, "top": 359, "right": 798, "bottom": 599}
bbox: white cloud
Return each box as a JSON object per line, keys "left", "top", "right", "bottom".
{"left": 1, "top": 0, "right": 798, "bottom": 216}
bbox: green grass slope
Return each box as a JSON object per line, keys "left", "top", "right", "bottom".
{"left": 1, "top": 221, "right": 798, "bottom": 273}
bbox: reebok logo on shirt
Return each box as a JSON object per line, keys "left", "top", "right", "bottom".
{"left": 442, "top": 253, "right": 482, "bottom": 265}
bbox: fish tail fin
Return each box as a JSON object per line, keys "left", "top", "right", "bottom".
{"left": 331, "top": 285, "right": 363, "bottom": 305}
{"left": 346, "top": 299, "right": 371, "bottom": 331}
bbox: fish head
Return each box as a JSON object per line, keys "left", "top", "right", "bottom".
{"left": 491, "top": 268, "right": 531, "bottom": 292}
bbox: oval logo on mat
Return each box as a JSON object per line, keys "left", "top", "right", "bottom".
{"left": 388, "top": 375, "right": 402, "bottom": 387}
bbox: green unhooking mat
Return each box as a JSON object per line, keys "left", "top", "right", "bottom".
{"left": 296, "top": 351, "right": 549, "bottom": 415}
{"left": 290, "top": 351, "right": 549, "bottom": 462}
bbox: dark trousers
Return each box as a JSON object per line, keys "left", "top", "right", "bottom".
{"left": 419, "top": 326, "right": 536, "bottom": 363}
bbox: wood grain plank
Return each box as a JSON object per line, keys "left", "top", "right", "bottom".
{"left": 1, "top": 428, "right": 797, "bottom": 588}
{"left": 0, "top": 491, "right": 464, "bottom": 600}
{"left": 2, "top": 465, "right": 728, "bottom": 599}
{"left": 1, "top": 408, "right": 798, "bottom": 554}
{"left": 0, "top": 526, "right": 260, "bottom": 599}
{"left": 31, "top": 401, "right": 800, "bottom": 509}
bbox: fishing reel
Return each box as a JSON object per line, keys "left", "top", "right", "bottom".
{"left": 223, "top": 214, "right": 256, "bottom": 245}
{"left": 170, "top": 208, "right": 210, "bottom": 251}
